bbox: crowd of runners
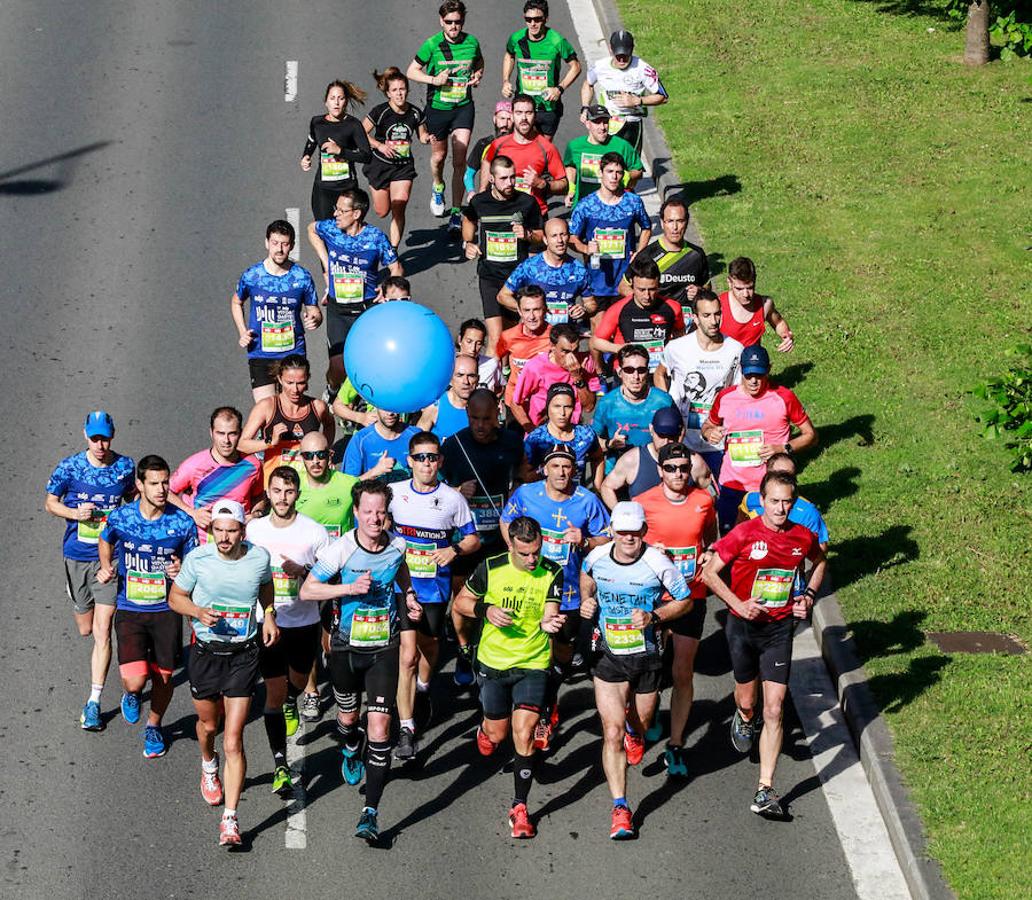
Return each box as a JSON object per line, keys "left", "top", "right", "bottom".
{"left": 46, "top": 0, "right": 829, "bottom": 849}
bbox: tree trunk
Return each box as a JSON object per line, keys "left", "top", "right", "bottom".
{"left": 964, "top": 1, "right": 991, "bottom": 65}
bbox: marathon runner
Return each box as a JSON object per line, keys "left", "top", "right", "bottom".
{"left": 246, "top": 466, "right": 330, "bottom": 797}
{"left": 363, "top": 67, "right": 430, "bottom": 250}
{"left": 462, "top": 154, "right": 543, "bottom": 352}
{"left": 569, "top": 153, "right": 651, "bottom": 310}
{"left": 407, "top": 0, "right": 485, "bottom": 231}
{"left": 46, "top": 411, "right": 137, "bottom": 731}
{"left": 635, "top": 443, "right": 717, "bottom": 776}
{"left": 342, "top": 407, "right": 420, "bottom": 484}
{"left": 512, "top": 322, "right": 601, "bottom": 431}
{"left": 168, "top": 407, "right": 265, "bottom": 542}
{"left": 231, "top": 220, "right": 321, "bottom": 402}
{"left": 620, "top": 195, "right": 709, "bottom": 319}
{"left": 306, "top": 188, "right": 402, "bottom": 400}
{"left": 97, "top": 455, "right": 196, "bottom": 758}
{"left": 300, "top": 480, "right": 421, "bottom": 842}
{"left": 523, "top": 382, "right": 604, "bottom": 487}
{"left": 579, "top": 501, "right": 690, "bottom": 838}
{"left": 496, "top": 286, "right": 551, "bottom": 411}
{"left": 464, "top": 101, "right": 513, "bottom": 201}
{"left": 237, "top": 354, "right": 334, "bottom": 482}
{"left": 169, "top": 499, "right": 277, "bottom": 848}
{"left": 501, "top": 1, "right": 581, "bottom": 138}
{"left": 418, "top": 353, "right": 480, "bottom": 440}
{"left": 300, "top": 80, "right": 371, "bottom": 220}
{"left": 498, "top": 217, "right": 596, "bottom": 327}
{"left": 502, "top": 444, "right": 609, "bottom": 747}
{"left": 580, "top": 30, "right": 667, "bottom": 154}
{"left": 738, "top": 452, "right": 830, "bottom": 553}
{"left": 452, "top": 515, "right": 565, "bottom": 838}
{"left": 456, "top": 318, "right": 504, "bottom": 394}
{"left": 389, "top": 432, "right": 480, "bottom": 759}
{"left": 720, "top": 257, "right": 794, "bottom": 352}
{"left": 655, "top": 288, "right": 743, "bottom": 477}
{"left": 563, "top": 105, "right": 642, "bottom": 207}
{"left": 703, "top": 471, "right": 827, "bottom": 817}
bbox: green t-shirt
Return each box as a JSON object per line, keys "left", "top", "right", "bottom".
{"left": 562, "top": 134, "right": 643, "bottom": 205}
{"left": 504, "top": 26, "right": 577, "bottom": 112}
{"left": 415, "top": 31, "right": 483, "bottom": 110}
{"left": 296, "top": 471, "right": 358, "bottom": 539}
{"left": 466, "top": 552, "right": 562, "bottom": 670}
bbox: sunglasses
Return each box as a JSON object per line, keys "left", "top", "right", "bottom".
{"left": 443, "top": 17, "right": 463, "bottom": 24}
{"left": 661, "top": 463, "right": 690, "bottom": 473}
{"left": 525, "top": 15, "right": 545, "bottom": 22}
{"left": 614, "top": 53, "right": 631, "bottom": 62}
{"left": 300, "top": 450, "right": 330, "bottom": 460}
{"left": 411, "top": 452, "right": 441, "bottom": 462}
{"left": 621, "top": 365, "right": 649, "bottom": 375}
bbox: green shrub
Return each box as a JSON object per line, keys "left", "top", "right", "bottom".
{"left": 975, "top": 344, "right": 1032, "bottom": 471}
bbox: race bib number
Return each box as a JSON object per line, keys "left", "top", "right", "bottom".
{"left": 686, "top": 399, "right": 712, "bottom": 431}
{"left": 439, "top": 62, "right": 471, "bottom": 104}
{"left": 595, "top": 227, "right": 627, "bottom": 259}
{"left": 260, "top": 319, "right": 295, "bottom": 353}
{"left": 603, "top": 615, "right": 645, "bottom": 656}
{"left": 320, "top": 152, "right": 350, "bottom": 182}
{"left": 76, "top": 509, "right": 111, "bottom": 545}
{"left": 607, "top": 115, "right": 625, "bottom": 135}
{"left": 332, "top": 270, "right": 365, "bottom": 304}
{"left": 642, "top": 338, "right": 665, "bottom": 371}
{"left": 326, "top": 524, "right": 342, "bottom": 539}
{"left": 385, "top": 138, "right": 411, "bottom": 159}
{"left": 579, "top": 151, "right": 602, "bottom": 182}
{"left": 211, "top": 601, "right": 253, "bottom": 640}
{"left": 514, "top": 173, "right": 533, "bottom": 195}
{"left": 469, "top": 494, "right": 503, "bottom": 532}
{"left": 272, "top": 566, "right": 299, "bottom": 605}
{"left": 350, "top": 606, "right": 390, "bottom": 648}
{"left": 546, "top": 298, "right": 569, "bottom": 324}
{"left": 541, "top": 528, "right": 570, "bottom": 565}
{"left": 667, "top": 547, "right": 697, "bottom": 581}
{"left": 752, "top": 568, "right": 794, "bottom": 609}
{"left": 727, "top": 430, "right": 764, "bottom": 467}
{"left": 485, "top": 230, "right": 518, "bottom": 263}
{"left": 126, "top": 569, "right": 166, "bottom": 606}
{"left": 405, "top": 542, "right": 438, "bottom": 579}
{"left": 518, "top": 60, "right": 550, "bottom": 96}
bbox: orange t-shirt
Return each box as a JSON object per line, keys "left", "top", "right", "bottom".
{"left": 496, "top": 323, "right": 552, "bottom": 406}
{"left": 637, "top": 484, "right": 715, "bottom": 598}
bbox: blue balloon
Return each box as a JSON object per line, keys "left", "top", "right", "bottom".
{"left": 343, "top": 302, "right": 454, "bottom": 413}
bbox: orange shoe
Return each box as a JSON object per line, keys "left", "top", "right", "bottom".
{"left": 610, "top": 804, "right": 634, "bottom": 840}
{"left": 623, "top": 729, "right": 645, "bottom": 766}
{"left": 218, "top": 813, "right": 241, "bottom": 848}
{"left": 475, "top": 724, "right": 497, "bottom": 757}
{"left": 201, "top": 765, "right": 223, "bottom": 806}
{"left": 532, "top": 716, "right": 553, "bottom": 752}
{"left": 508, "top": 802, "right": 536, "bottom": 839}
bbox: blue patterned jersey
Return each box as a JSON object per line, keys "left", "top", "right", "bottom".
{"left": 314, "top": 220, "right": 398, "bottom": 309}
{"left": 501, "top": 482, "right": 610, "bottom": 611}
{"left": 46, "top": 452, "right": 136, "bottom": 562}
{"left": 523, "top": 424, "right": 600, "bottom": 485}
{"left": 101, "top": 503, "right": 197, "bottom": 612}
{"left": 235, "top": 261, "right": 318, "bottom": 360}
{"left": 569, "top": 191, "right": 651, "bottom": 296}
{"left": 503, "top": 254, "right": 593, "bottom": 325}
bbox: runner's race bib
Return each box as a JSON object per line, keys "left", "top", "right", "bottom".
{"left": 326, "top": 524, "right": 342, "bottom": 539}
{"left": 518, "top": 60, "right": 550, "bottom": 96}
{"left": 514, "top": 173, "right": 533, "bottom": 195}
{"left": 272, "top": 566, "right": 299, "bottom": 607}
{"left": 320, "top": 152, "right": 351, "bottom": 182}
{"left": 603, "top": 615, "right": 645, "bottom": 655}
{"left": 751, "top": 568, "right": 794, "bottom": 609}
{"left": 595, "top": 227, "right": 627, "bottom": 259}
{"left": 727, "top": 430, "right": 764, "bottom": 467}
{"left": 667, "top": 547, "right": 697, "bottom": 581}
{"left": 350, "top": 606, "right": 390, "bottom": 648}
{"left": 485, "top": 230, "right": 518, "bottom": 263}
{"left": 405, "top": 542, "right": 438, "bottom": 579}
{"left": 579, "top": 151, "right": 603, "bottom": 182}
{"left": 76, "top": 508, "right": 111, "bottom": 544}
{"left": 546, "top": 298, "right": 569, "bottom": 324}
{"left": 440, "top": 62, "right": 471, "bottom": 105}
{"left": 385, "top": 139, "right": 411, "bottom": 159}
{"left": 211, "top": 601, "right": 253, "bottom": 640}
{"left": 126, "top": 569, "right": 166, "bottom": 606}
{"left": 332, "top": 270, "right": 365, "bottom": 304}
{"left": 260, "top": 320, "right": 295, "bottom": 353}
{"left": 541, "top": 528, "right": 570, "bottom": 565}
{"left": 642, "top": 338, "right": 665, "bottom": 371}
{"left": 469, "top": 494, "right": 504, "bottom": 532}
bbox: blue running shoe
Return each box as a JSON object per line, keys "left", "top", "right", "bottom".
{"left": 645, "top": 717, "right": 662, "bottom": 742}
{"left": 80, "top": 700, "right": 103, "bottom": 731}
{"left": 447, "top": 210, "right": 462, "bottom": 235}
{"left": 355, "top": 807, "right": 379, "bottom": 842}
{"left": 341, "top": 728, "right": 366, "bottom": 785}
{"left": 121, "top": 691, "right": 141, "bottom": 725}
{"left": 143, "top": 725, "right": 168, "bottom": 759}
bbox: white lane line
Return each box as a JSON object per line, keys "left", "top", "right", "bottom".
{"left": 286, "top": 208, "right": 300, "bottom": 261}
{"left": 284, "top": 720, "right": 307, "bottom": 849}
{"left": 790, "top": 626, "right": 910, "bottom": 900}
{"left": 284, "top": 61, "right": 298, "bottom": 102}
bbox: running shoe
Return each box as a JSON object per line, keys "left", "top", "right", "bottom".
{"left": 509, "top": 802, "right": 536, "bottom": 839}
{"left": 730, "top": 708, "right": 756, "bottom": 754}
{"left": 475, "top": 724, "right": 498, "bottom": 757}
{"left": 300, "top": 691, "right": 322, "bottom": 722}
{"left": 355, "top": 808, "right": 379, "bottom": 842}
{"left": 751, "top": 785, "right": 784, "bottom": 818}
{"left": 272, "top": 765, "right": 294, "bottom": 797}
{"left": 447, "top": 209, "right": 462, "bottom": 235}
{"left": 201, "top": 767, "right": 224, "bottom": 806}
{"left": 120, "top": 691, "right": 141, "bottom": 725}
{"left": 645, "top": 717, "right": 662, "bottom": 742}
{"left": 143, "top": 725, "right": 168, "bottom": 759}
{"left": 623, "top": 729, "right": 645, "bottom": 766}
{"left": 453, "top": 647, "right": 475, "bottom": 687}
{"left": 532, "top": 715, "right": 554, "bottom": 753}
{"left": 80, "top": 700, "right": 103, "bottom": 732}
{"left": 283, "top": 700, "right": 300, "bottom": 738}
{"left": 219, "top": 814, "right": 242, "bottom": 848}
{"left": 340, "top": 728, "right": 366, "bottom": 785}
{"left": 430, "top": 184, "right": 447, "bottom": 217}
{"left": 394, "top": 726, "right": 418, "bottom": 761}
{"left": 664, "top": 744, "right": 688, "bottom": 778}
{"left": 609, "top": 804, "right": 635, "bottom": 840}
{"left": 414, "top": 690, "right": 433, "bottom": 731}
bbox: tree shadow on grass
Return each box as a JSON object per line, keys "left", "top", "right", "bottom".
{"left": 806, "top": 413, "right": 875, "bottom": 461}
{"left": 802, "top": 466, "right": 862, "bottom": 513}
{"left": 659, "top": 173, "right": 743, "bottom": 208}
{"left": 848, "top": 0, "right": 961, "bottom": 21}
{"left": 829, "top": 523, "right": 919, "bottom": 591}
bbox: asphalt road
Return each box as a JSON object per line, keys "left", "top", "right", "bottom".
{"left": 1, "top": 2, "right": 858, "bottom": 897}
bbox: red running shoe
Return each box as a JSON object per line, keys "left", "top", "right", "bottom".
{"left": 218, "top": 814, "right": 241, "bottom": 848}
{"left": 475, "top": 724, "right": 498, "bottom": 757}
{"left": 610, "top": 804, "right": 634, "bottom": 840}
{"left": 201, "top": 766, "right": 224, "bottom": 806}
{"left": 623, "top": 729, "right": 645, "bottom": 766}
{"left": 508, "top": 802, "right": 536, "bottom": 839}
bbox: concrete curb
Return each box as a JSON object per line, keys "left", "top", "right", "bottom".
{"left": 585, "top": 2, "right": 955, "bottom": 897}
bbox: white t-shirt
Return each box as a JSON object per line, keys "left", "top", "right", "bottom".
{"left": 587, "top": 55, "right": 665, "bottom": 125}
{"left": 478, "top": 353, "right": 502, "bottom": 392}
{"left": 247, "top": 513, "right": 330, "bottom": 628}
{"left": 660, "top": 333, "right": 743, "bottom": 452}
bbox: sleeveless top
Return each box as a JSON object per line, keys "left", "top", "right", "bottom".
{"left": 628, "top": 444, "right": 661, "bottom": 499}
{"left": 432, "top": 392, "right": 469, "bottom": 441}
{"left": 263, "top": 396, "right": 322, "bottom": 480}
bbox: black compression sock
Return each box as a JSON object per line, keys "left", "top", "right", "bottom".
{"left": 264, "top": 710, "right": 287, "bottom": 765}
{"left": 513, "top": 751, "right": 535, "bottom": 805}
{"left": 287, "top": 681, "right": 302, "bottom": 702}
{"left": 364, "top": 739, "right": 392, "bottom": 810}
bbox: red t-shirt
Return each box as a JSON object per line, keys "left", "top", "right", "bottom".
{"left": 496, "top": 323, "right": 552, "bottom": 406}
{"left": 637, "top": 485, "right": 715, "bottom": 599}
{"left": 713, "top": 516, "right": 818, "bottom": 621}
{"left": 484, "top": 133, "right": 566, "bottom": 215}
{"left": 719, "top": 291, "right": 768, "bottom": 347}
{"left": 595, "top": 295, "right": 685, "bottom": 371}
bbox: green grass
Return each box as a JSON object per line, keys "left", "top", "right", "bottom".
{"left": 613, "top": 1, "right": 1032, "bottom": 896}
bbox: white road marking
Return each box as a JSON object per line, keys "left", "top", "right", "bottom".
{"left": 284, "top": 720, "right": 307, "bottom": 849}
{"left": 284, "top": 61, "right": 298, "bottom": 102}
{"left": 285, "top": 208, "right": 300, "bottom": 261}
{"left": 790, "top": 626, "right": 910, "bottom": 900}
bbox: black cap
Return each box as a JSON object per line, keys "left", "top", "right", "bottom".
{"left": 658, "top": 442, "right": 691, "bottom": 465}
{"left": 584, "top": 104, "right": 611, "bottom": 121}
{"left": 547, "top": 382, "right": 576, "bottom": 404}
{"left": 610, "top": 30, "right": 635, "bottom": 56}
{"left": 651, "top": 406, "right": 683, "bottom": 437}
{"left": 543, "top": 442, "right": 576, "bottom": 464}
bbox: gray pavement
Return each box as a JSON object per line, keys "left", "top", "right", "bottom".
{"left": 1, "top": 2, "right": 859, "bottom": 897}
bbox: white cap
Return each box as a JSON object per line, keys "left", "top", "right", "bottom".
{"left": 210, "top": 498, "right": 246, "bottom": 525}
{"left": 611, "top": 501, "right": 645, "bottom": 533}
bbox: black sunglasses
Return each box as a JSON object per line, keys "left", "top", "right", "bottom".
{"left": 661, "top": 463, "right": 690, "bottom": 473}
{"left": 621, "top": 365, "right": 649, "bottom": 375}
{"left": 411, "top": 452, "right": 441, "bottom": 462}
{"left": 300, "top": 450, "right": 330, "bottom": 460}
{"left": 525, "top": 15, "right": 545, "bottom": 22}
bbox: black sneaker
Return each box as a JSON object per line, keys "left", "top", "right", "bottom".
{"left": 394, "top": 726, "right": 418, "bottom": 761}
{"left": 414, "top": 690, "right": 433, "bottom": 731}
{"left": 750, "top": 785, "right": 784, "bottom": 817}
{"left": 730, "top": 709, "right": 756, "bottom": 754}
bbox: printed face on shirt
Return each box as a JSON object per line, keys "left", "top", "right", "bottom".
{"left": 210, "top": 414, "right": 242, "bottom": 458}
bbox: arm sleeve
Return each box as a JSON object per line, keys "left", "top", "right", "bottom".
{"left": 248, "top": 467, "right": 265, "bottom": 510}
{"left": 586, "top": 65, "right": 598, "bottom": 86}
{"left": 302, "top": 117, "right": 319, "bottom": 158}
{"left": 633, "top": 197, "right": 651, "bottom": 231}
{"left": 311, "top": 541, "right": 344, "bottom": 582}
{"left": 594, "top": 303, "right": 620, "bottom": 342}
{"left": 546, "top": 565, "right": 563, "bottom": 603}
{"left": 708, "top": 386, "right": 732, "bottom": 426}
{"left": 342, "top": 118, "right": 372, "bottom": 164}
{"left": 379, "top": 232, "right": 399, "bottom": 267}
{"left": 778, "top": 387, "right": 810, "bottom": 427}
{"left": 713, "top": 527, "right": 744, "bottom": 566}
{"left": 626, "top": 142, "right": 643, "bottom": 172}
{"left": 658, "top": 556, "right": 691, "bottom": 601}
{"left": 512, "top": 363, "right": 536, "bottom": 406}
{"left": 669, "top": 300, "right": 686, "bottom": 333}
{"left": 525, "top": 199, "right": 544, "bottom": 231}
{"left": 414, "top": 37, "right": 435, "bottom": 67}
{"left": 99, "top": 513, "right": 119, "bottom": 545}
{"left": 500, "top": 489, "right": 525, "bottom": 525}
{"left": 559, "top": 35, "right": 577, "bottom": 61}
{"left": 591, "top": 399, "right": 610, "bottom": 438}
{"left": 504, "top": 260, "right": 528, "bottom": 293}
{"left": 568, "top": 203, "right": 586, "bottom": 238}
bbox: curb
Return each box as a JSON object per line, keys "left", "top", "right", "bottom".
{"left": 586, "top": 1, "right": 955, "bottom": 897}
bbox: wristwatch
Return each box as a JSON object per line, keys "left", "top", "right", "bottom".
{"left": 648, "top": 610, "right": 661, "bottom": 627}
